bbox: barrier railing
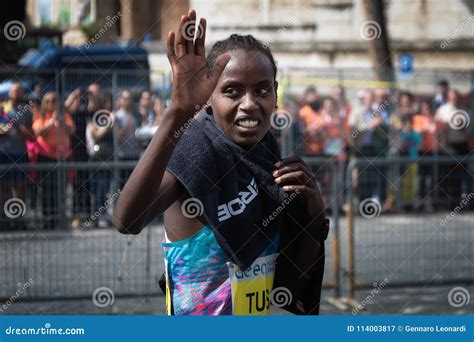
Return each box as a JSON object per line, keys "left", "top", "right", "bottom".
{"left": 343, "top": 155, "right": 474, "bottom": 309}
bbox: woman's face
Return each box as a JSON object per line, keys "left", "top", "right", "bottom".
{"left": 421, "top": 102, "right": 431, "bottom": 115}
{"left": 209, "top": 49, "right": 277, "bottom": 146}
{"left": 322, "top": 99, "right": 335, "bottom": 114}
{"left": 44, "top": 94, "right": 56, "bottom": 112}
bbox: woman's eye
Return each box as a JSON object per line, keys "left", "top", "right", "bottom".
{"left": 257, "top": 87, "right": 269, "bottom": 96}
{"left": 224, "top": 88, "right": 238, "bottom": 97}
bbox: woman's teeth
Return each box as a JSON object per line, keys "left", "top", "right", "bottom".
{"left": 236, "top": 119, "right": 258, "bottom": 128}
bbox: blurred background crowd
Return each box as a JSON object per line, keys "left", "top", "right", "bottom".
{"left": 0, "top": 0, "right": 473, "bottom": 232}
{"left": 0, "top": 77, "right": 472, "bottom": 231}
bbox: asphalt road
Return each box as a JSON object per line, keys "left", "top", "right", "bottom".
{"left": 0, "top": 211, "right": 473, "bottom": 315}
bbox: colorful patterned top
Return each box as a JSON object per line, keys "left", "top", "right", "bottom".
{"left": 162, "top": 225, "right": 279, "bottom": 315}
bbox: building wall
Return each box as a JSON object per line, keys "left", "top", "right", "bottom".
{"left": 188, "top": 0, "right": 474, "bottom": 70}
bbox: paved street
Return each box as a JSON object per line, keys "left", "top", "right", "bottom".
{"left": 2, "top": 285, "right": 473, "bottom": 316}
{"left": 1, "top": 212, "right": 473, "bottom": 315}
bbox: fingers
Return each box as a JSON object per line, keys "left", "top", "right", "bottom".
{"left": 176, "top": 15, "right": 188, "bottom": 57}
{"left": 172, "top": 10, "right": 203, "bottom": 59}
{"left": 185, "top": 10, "right": 196, "bottom": 55}
{"left": 195, "top": 18, "right": 207, "bottom": 57}
{"left": 273, "top": 156, "right": 316, "bottom": 190}
{"left": 274, "top": 170, "right": 312, "bottom": 187}
{"left": 273, "top": 162, "right": 312, "bottom": 178}
{"left": 274, "top": 157, "right": 313, "bottom": 179}
{"left": 166, "top": 31, "right": 177, "bottom": 65}
{"left": 281, "top": 184, "right": 309, "bottom": 193}
{"left": 275, "top": 155, "right": 303, "bottom": 168}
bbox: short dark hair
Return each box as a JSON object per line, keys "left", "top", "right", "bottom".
{"left": 206, "top": 34, "right": 277, "bottom": 80}
{"left": 437, "top": 79, "right": 449, "bottom": 88}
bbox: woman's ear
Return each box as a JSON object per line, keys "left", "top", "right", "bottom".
{"left": 205, "top": 100, "right": 213, "bottom": 115}
{"left": 274, "top": 80, "right": 279, "bottom": 107}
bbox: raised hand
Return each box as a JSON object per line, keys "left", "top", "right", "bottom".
{"left": 166, "top": 9, "right": 230, "bottom": 117}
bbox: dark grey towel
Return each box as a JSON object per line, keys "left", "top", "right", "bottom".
{"left": 166, "top": 110, "right": 286, "bottom": 270}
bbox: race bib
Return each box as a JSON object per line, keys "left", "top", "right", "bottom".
{"left": 227, "top": 253, "right": 278, "bottom": 315}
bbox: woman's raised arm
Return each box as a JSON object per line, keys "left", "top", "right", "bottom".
{"left": 114, "top": 9, "right": 229, "bottom": 234}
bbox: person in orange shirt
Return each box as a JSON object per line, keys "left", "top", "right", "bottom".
{"left": 33, "top": 91, "right": 75, "bottom": 229}
{"left": 413, "top": 101, "right": 438, "bottom": 154}
{"left": 298, "top": 87, "right": 327, "bottom": 156}
{"left": 331, "top": 86, "right": 351, "bottom": 155}
{"left": 413, "top": 101, "right": 438, "bottom": 209}
{"left": 33, "top": 92, "right": 75, "bottom": 161}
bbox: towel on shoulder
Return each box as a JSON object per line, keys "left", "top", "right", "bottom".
{"left": 166, "top": 109, "right": 328, "bottom": 314}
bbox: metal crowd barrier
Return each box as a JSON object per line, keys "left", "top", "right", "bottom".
{"left": 343, "top": 155, "right": 474, "bottom": 308}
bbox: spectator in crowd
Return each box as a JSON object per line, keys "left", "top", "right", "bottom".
{"left": 86, "top": 90, "right": 114, "bottom": 229}
{"left": 435, "top": 89, "right": 469, "bottom": 155}
{"left": 349, "top": 90, "right": 389, "bottom": 203}
{"left": 331, "top": 86, "right": 351, "bottom": 154}
{"left": 399, "top": 116, "right": 422, "bottom": 210}
{"left": 435, "top": 89, "right": 470, "bottom": 208}
{"left": 87, "top": 84, "right": 104, "bottom": 115}
{"left": 271, "top": 98, "right": 305, "bottom": 156}
{"left": 413, "top": 101, "right": 438, "bottom": 209}
{"left": 383, "top": 91, "right": 414, "bottom": 211}
{"left": 392, "top": 91, "right": 415, "bottom": 137}
{"left": 349, "top": 90, "right": 389, "bottom": 157}
{"left": 153, "top": 95, "right": 164, "bottom": 124}
{"left": 285, "top": 96, "right": 305, "bottom": 156}
{"left": 330, "top": 86, "right": 352, "bottom": 210}
{"left": 321, "top": 98, "right": 345, "bottom": 159}
{"left": 115, "top": 90, "right": 140, "bottom": 189}
{"left": 302, "top": 86, "right": 319, "bottom": 109}
{"left": 135, "top": 91, "right": 160, "bottom": 149}
{"left": 320, "top": 97, "right": 347, "bottom": 208}
{"left": 65, "top": 88, "right": 92, "bottom": 228}
{"left": 103, "top": 91, "right": 114, "bottom": 113}
{"left": 413, "top": 101, "right": 438, "bottom": 154}
{"left": 400, "top": 116, "right": 422, "bottom": 158}
{"left": 26, "top": 98, "right": 42, "bottom": 215}
{"left": 299, "top": 87, "right": 327, "bottom": 155}
{"left": 433, "top": 79, "right": 449, "bottom": 111}
{"left": 29, "top": 82, "right": 43, "bottom": 101}
{"left": 0, "top": 82, "right": 33, "bottom": 230}
{"left": 33, "top": 91, "right": 75, "bottom": 229}
{"left": 137, "top": 91, "right": 154, "bottom": 123}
